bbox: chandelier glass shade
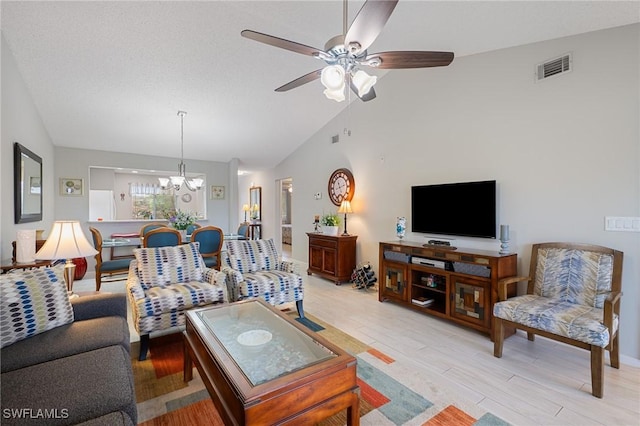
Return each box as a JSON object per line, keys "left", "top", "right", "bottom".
{"left": 159, "top": 111, "right": 204, "bottom": 192}
{"left": 320, "top": 64, "right": 377, "bottom": 102}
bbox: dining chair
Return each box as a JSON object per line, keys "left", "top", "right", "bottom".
{"left": 139, "top": 222, "right": 167, "bottom": 238}
{"left": 186, "top": 223, "right": 201, "bottom": 236}
{"left": 190, "top": 226, "right": 224, "bottom": 270}
{"left": 143, "top": 228, "right": 182, "bottom": 248}
{"left": 89, "top": 227, "right": 132, "bottom": 291}
{"left": 237, "top": 222, "right": 250, "bottom": 239}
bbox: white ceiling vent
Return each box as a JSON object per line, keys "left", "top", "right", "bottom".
{"left": 536, "top": 53, "right": 572, "bottom": 82}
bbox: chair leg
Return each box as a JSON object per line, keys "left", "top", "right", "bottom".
{"left": 139, "top": 334, "right": 150, "bottom": 361}
{"left": 296, "top": 300, "right": 305, "bottom": 319}
{"left": 95, "top": 273, "right": 101, "bottom": 292}
{"left": 590, "top": 345, "right": 605, "bottom": 398}
{"left": 527, "top": 332, "right": 536, "bottom": 341}
{"left": 493, "top": 317, "right": 504, "bottom": 358}
{"left": 610, "top": 331, "right": 620, "bottom": 369}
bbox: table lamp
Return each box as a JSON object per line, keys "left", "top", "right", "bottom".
{"left": 338, "top": 200, "right": 353, "bottom": 236}
{"left": 35, "top": 221, "right": 98, "bottom": 298}
{"left": 242, "top": 204, "right": 250, "bottom": 222}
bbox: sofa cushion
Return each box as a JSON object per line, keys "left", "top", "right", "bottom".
{"left": 1, "top": 316, "right": 129, "bottom": 373}
{"left": 134, "top": 243, "right": 205, "bottom": 290}
{"left": 0, "top": 345, "right": 136, "bottom": 425}
{"left": 493, "top": 294, "right": 617, "bottom": 347}
{"left": 225, "top": 239, "right": 279, "bottom": 273}
{"left": 0, "top": 265, "right": 74, "bottom": 348}
{"left": 75, "top": 411, "right": 135, "bottom": 426}
{"left": 241, "top": 270, "right": 304, "bottom": 306}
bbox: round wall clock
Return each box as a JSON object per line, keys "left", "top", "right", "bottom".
{"left": 328, "top": 168, "right": 355, "bottom": 206}
{"left": 181, "top": 193, "right": 192, "bottom": 203}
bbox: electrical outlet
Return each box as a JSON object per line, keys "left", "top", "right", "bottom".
{"left": 314, "top": 192, "right": 322, "bottom": 200}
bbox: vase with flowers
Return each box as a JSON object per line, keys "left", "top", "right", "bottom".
{"left": 164, "top": 209, "right": 198, "bottom": 239}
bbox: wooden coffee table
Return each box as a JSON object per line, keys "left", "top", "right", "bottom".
{"left": 184, "top": 299, "right": 359, "bottom": 425}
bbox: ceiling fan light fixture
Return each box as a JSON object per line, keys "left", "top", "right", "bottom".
{"left": 321, "top": 64, "right": 345, "bottom": 91}
{"left": 351, "top": 69, "right": 377, "bottom": 97}
{"left": 323, "top": 87, "right": 346, "bottom": 102}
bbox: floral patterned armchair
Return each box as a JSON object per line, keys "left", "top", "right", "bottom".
{"left": 493, "top": 242, "right": 623, "bottom": 398}
{"left": 221, "top": 238, "right": 304, "bottom": 318}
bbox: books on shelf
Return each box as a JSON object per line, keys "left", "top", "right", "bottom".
{"left": 411, "top": 297, "right": 434, "bottom": 307}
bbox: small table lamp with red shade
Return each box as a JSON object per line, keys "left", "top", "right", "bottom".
{"left": 35, "top": 221, "right": 98, "bottom": 298}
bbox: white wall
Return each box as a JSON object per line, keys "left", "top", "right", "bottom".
{"left": 271, "top": 24, "right": 640, "bottom": 360}
{"left": 1, "top": 35, "right": 55, "bottom": 260}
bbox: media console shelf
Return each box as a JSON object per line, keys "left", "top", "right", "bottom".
{"left": 379, "top": 240, "right": 517, "bottom": 340}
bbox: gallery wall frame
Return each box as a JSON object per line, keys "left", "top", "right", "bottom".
{"left": 60, "top": 178, "right": 84, "bottom": 196}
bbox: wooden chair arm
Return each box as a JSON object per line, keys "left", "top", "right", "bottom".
{"left": 497, "top": 276, "right": 530, "bottom": 301}
{"left": 603, "top": 291, "right": 623, "bottom": 331}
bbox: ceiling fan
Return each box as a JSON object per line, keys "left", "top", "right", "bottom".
{"left": 241, "top": 0, "right": 454, "bottom": 102}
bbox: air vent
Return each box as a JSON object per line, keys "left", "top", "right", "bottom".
{"left": 536, "top": 53, "right": 572, "bottom": 82}
{"left": 331, "top": 134, "right": 340, "bottom": 144}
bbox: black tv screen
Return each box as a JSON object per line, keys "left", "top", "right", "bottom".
{"left": 411, "top": 180, "right": 497, "bottom": 239}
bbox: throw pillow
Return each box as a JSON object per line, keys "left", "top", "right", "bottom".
{"left": 0, "top": 265, "right": 74, "bottom": 348}
{"left": 134, "top": 242, "right": 205, "bottom": 289}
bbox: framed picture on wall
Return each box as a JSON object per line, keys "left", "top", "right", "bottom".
{"left": 211, "top": 185, "right": 225, "bottom": 200}
{"left": 60, "top": 178, "right": 84, "bottom": 196}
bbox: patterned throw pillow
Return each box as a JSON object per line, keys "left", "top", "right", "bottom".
{"left": 134, "top": 242, "right": 205, "bottom": 290}
{"left": 226, "top": 239, "right": 279, "bottom": 273}
{"left": 0, "top": 265, "right": 74, "bottom": 348}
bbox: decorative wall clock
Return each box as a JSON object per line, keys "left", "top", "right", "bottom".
{"left": 328, "top": 168, "right": 355, "bottom": 206}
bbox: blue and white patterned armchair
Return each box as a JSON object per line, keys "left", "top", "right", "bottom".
{"left": 493, "top": 242, "right": 623, "bottom": 398}
{"left": 126, "top": 243, "right": 227, "bottom": 360}
{"left": 221, "top": 238, "right": 304, "bottom": 318}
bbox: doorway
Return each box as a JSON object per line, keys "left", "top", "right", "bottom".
{"left": 279, "top": 178, "right": 293, "bottom": 258}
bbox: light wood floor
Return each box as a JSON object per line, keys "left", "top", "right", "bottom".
{"left": 76, "top": 268, "right": 640, "bottom": 426}
{"left": 302, "top": 274, "right": 640, "bottom": 426}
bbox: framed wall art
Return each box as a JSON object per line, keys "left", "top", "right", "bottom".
{"left": 210, "top": 185, "right": 225, "bottom": 200}
{"left": 60, "top": 178, "right": 84, "bottom": 196}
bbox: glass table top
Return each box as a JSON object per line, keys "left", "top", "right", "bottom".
{"left": 198, "top": 301, "right": 336, "bottom": 386}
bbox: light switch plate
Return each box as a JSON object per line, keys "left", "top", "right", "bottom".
{"left": 605, "top": 216, "right": 640, "bottom": 232}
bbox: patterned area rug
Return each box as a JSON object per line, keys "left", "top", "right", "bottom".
{"left": 133, "top": 312, "right": 511, "bottom": 425}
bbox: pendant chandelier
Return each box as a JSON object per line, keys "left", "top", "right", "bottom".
{"left": 158, "top": 111, "right": 203, "bottom": 192}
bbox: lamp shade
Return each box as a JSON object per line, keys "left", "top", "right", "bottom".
{"left": 352, "top": 70, "right": 377, "bottom": 97}
{"left": 35, "top": 221, "right": 98, "bottom": 260}
{"left": 338, "top": 200, "right": 353, "bottom": 214}
{"left": 323, "top": 88, "right": 346, "bottom": 102}
{"left": 242, "top": 204, "right": 250, "bottom": 212}
{"left": 321, "top": 65, "right": 345, "bottom": 90}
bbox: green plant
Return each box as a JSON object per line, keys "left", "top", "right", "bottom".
{"left": 320, "top": 213, "right": 341, "bottom": 227}
{"left": 164, "top": 209, "right": 198, "bottom": 230}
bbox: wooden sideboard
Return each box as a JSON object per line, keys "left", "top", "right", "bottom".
{"left": 307, "top": 233, "right": 357, "bottom": 285}
{"left": 379, "top": 240, "right": 517, "bottom": 340}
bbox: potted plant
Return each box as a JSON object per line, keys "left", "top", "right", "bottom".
{"left": 320, "top": 213, "right": 341, "bottom": 236}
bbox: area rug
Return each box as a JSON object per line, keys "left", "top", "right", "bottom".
{"left": 132, "top": 312, "right": 511, "bottom": 426}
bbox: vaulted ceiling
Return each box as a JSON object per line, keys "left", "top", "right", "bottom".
{"left": 2, "top": 1, "right": 637, "bottom": 171}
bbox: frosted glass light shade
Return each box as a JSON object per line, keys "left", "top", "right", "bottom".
{"left": 352, "top": 70, "right": 377, "bottom": 97}
{"left": 35, "top": 221, "right": 98, "bottom": 260}
{"left": 323, "top": 88, "right": 345, "bottom": 102}
{"left": 158, "top": 177, "right": 170, "bottom": 189}
{"left": 321, "top": 65, "right": 345, "bottom": 90}
{"left": 190, "top": 177, "right": 204, "bottom": 189}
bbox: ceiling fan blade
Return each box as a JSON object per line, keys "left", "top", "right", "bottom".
{"left": 365, "top": 51, "right": 454, "bottom": 69}
{"left": 241, "top": 30, "right": 324, "bottom": 57}
{"left": 345, "top": 0, "right": 398, "bottom": 55}
{"left": 275, "top": 69, "right": 323, "bottom": 92}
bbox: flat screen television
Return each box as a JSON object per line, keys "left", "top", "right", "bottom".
{"left": 411, "top": 180, "right": 497, "bottom": 239}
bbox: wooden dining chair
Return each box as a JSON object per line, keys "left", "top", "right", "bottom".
{"left": 237, "top": 222, "right": 250, "bottom": 239}
{"left": 89, "top": 227, "right": 132, "bottom": 291}
{"left": 191, "top": 226, "right": 224, "bottom": 269}
{"left": 143, "top": 228, "right": 182, "bottom": 248}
